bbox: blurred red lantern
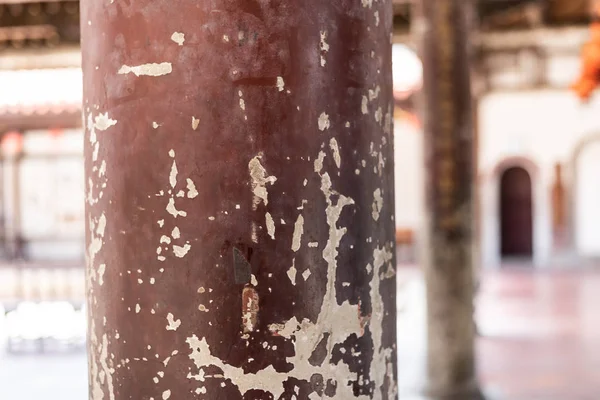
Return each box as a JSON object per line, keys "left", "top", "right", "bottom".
{"left": 1, "top": 131, "right": 23, "bottom": 156}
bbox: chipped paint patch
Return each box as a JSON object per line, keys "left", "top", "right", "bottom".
{"left": 166, "top": 313, "right": 181, "bottom": 331}
{"left": 98, "top": 263, "right": 106, "bottom": 285}
{"left": 162, "top": 390, "right": 171, "bottom": 400}
{"left": 242, "top": 286, "right": 259, "bottom": 333}
{"left": 94, "top": 113, "right": 117, "bottom": 131}
{"left": 372, "top": 188, "right": 383, "bottom": 221}
{"left": 287, "top": 259, "right": 297, "bottom": 285}
{"left": 153, "top": 122, "right": 160, "bottom": 129}
{"left": 169, "top": 161, "right": 178, "bottom": 188}
{"left": 319, "top": 31, "right": 330, "bottom": 67}
{"left": 173, "top": 243, "right": 191, "bottom": 258}
{"left": 248, "top": 155, "right": 277, "bottom": 210}
{"left": 265, "top": 212, "right": 275, "bottom": 240}
{"left": 171, "top": 227, "right": 181, "bottom": 239}
{"left": 308, "top": 242, "right": 319, "bottom": 248}
{"left": 135, "top": 304, "right": 141, "bottom": 313}
{"left": 192, "top": 117, "right": 200, "bottom": 130}
{"left": 118, "top": 62, "right": 172, "bottom": 77}
{"left": 314, "top": 151, "right": 326, "bottom": 173}
{"left": 291, "top": 214, "right": 304, "bottom": 252}
{"left": 186, "top": 178, "right": 198, "bottom": 198}
{"left": 329, "top": 138, "right": 341, "bottom": 168}
{"left": 166, "top": 198, "right": 187, "bottom": 218}
{"left": 361, "top": 96, "right": 369, "bottom": 114}
{"left": 171, "top": 32, "right": 185, "bottom": 45}
{"left": 276, "top": 76, "right": 285, "bottom": 91}
{"left": 302, "top": 269, "right": 311, "bottom": 281}
{"left": 318, "top": 112, "right": 330, "bottom": 131}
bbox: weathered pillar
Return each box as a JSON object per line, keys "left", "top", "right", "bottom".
{"left": 82, "top": 1, "right": 397, "bottom": 399}
{"left": 414, "top": 1, "right": 482, "bottom": 399}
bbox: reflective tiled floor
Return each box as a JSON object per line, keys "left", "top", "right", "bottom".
{"left": 398, "top": 266, "right": 600, "bottom": 400}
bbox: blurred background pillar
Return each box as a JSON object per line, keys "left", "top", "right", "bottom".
{"left": 414, "top": 0, "right": 483, "bottom": 398}
{"left": 81, "top": 0, "right": 398, "bottom": 399}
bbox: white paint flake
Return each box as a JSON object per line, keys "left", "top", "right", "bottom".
{"left": 98, "top": 263, "right": 106, "bottom": 286}
{"left": 118, "top": 62, "right": 172, "bottom": 77}
{"left": 166, "top": 313, "right": 181, "bottom": 331}
{"left": 158, "top": 219, "right": 165, "bottom": 227}
{"left": 314, "top": 150, "right": 326, "bottom": 173}
{"left": 186, "top": 178, "right": 198, "bottom": 198}
{"left": 318, "top": 112, "right": 330, "bottom": 131}
{"left": 153, "top": 122, "right": 160, "bottom": 129}
{"left": 171, "top": 32, "right": 185, "bottom": 45}
{"left": 372, "top": 188, "right": 383, "bottom": 221}
{"left": 276, "top": 76, "right": 285, "bottom": 91}
{"left": 169, "top": 149, "right": 175, "bottom": 158}
{"left": 319, "top": 31, "right": 330, "bottom": 67}
{"left": 362, "top": 0, "right": 373, "bottom": 8}
{"left": 287, "top": 259, "right": 297, "bottom": 285}
{"left": 135, "top": 304, "right": 141, "bottom": 313}
{"left": 166, "top": 198, "right": 187, "bottom": 218}
{"left": 169, "top": 161, "right": 178, "bottom": 188}
{"left": 291, "top": 214, "right": 304, "bottom": 252}
{"left": 162, "top": 390, "right": 171, "bottom": 400}
{"left": 308, "top": 242, "right": 319, "bottom": 248}
{"left": 265, "top": 212, "right": 275, "bottom": 240}
{"left": 361, "top": 96, "right": 369, "bottom": 114}
{"left": 374, "top": 11, "right": 380, "bottom": 26}
{"left": 171, "top": 227, "right": 180, "bottom": 239}
{"left": 173, "top": 243, "right": 191, "bottom": 258}
{"left": 248, "top": 155, "right": 277, "bottom": 210}
{"left": 302, "top": 269, "right": 311, "bottom": 281}
{"left": 94, "top": 113, "right": 117, "bottom": 131}
{"left": 192, "top": 117, "right": 200, "bottom": 130}
{"left": 329, "top": 138, "right": 341, "bottom": 168}
{"left": 239, "top": 98, "right": 245, "bottom": 110}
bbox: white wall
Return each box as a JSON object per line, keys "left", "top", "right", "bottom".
{"left": 479, "top": 90, "right": 600, "bottom": 267}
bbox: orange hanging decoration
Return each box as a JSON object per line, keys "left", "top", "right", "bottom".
{"left": 571, "top": 5, "right": 600, "bottom": 101}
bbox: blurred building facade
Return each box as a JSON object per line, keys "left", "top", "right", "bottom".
{"left": 392, "top": 0, "right": 597, "bottom": 268}
{"left": 0, "top": 1, "right": 82, "bottom": 302}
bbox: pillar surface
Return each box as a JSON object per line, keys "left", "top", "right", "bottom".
{"left": 82, "top": 1, "right": 397, "bottom": 399}
{"left": 415, "top": 1, "right": 481, "bottom": 398}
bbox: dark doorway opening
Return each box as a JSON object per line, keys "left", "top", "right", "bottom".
{"left": 500, "top": 166, "right": 533, "bottom": 259}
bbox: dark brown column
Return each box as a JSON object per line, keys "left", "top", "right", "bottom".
{"left": 414, "top": 1, "right": 482, "bottom": 399}
{"left": 82, "top": 1, "right": 397, "bottom": 399}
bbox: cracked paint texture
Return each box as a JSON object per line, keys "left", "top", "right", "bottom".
{"left": 82, "top": 0, "right": 396, "bottom": 398}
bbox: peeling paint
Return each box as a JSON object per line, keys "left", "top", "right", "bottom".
{"left": 314, "top": 151, "right": 326, "bottom": 173}
{"left": 118, "top": 62, "right": 172, "bottom": 77}
{"left": 248, "top": 155, "right": 277, "bottom": 210}
{"left": 265, "top": 212, "right": 275, "bottom": 240}
{"left": 171, "top": 32, "right": 185, "bottom": 45}
{"left": 98, "top": 263, "right": 106, "bottom": 286}
{"left": 361, "top": 96, "right": 369, "bottom": 114}
{"left": 186, "top": 178, "right": 198, "bottom": 198}
{"left": 173, "top": 243, "right": 191, "bottom": 258}
{"left": 291, "top": 214, "right": 304, "bottom": 252}
{"left": 372, "top": 188, "right": 383, "bottom": 221}
{"left": 94, "top": 113, "right": 117, "bottom": 131}
{"left": 166, "top": 198, "right": 187, "bottom": 218}
{"left": 329, "top": 138, "right": 341, "bottom": 168}
{"left": 166, "top": 313, "right": 181, "bottom": 331}
{"left": 302, "top": 269, "right": 311, "bottom": 281}
{"left": 319, "top": 31, "right": 330, "bottom": 67}
{"left": 276, "top": 76, "right": 285, "bottom": 91}
{"left": 171, "top": 227, "right": 181, "bottom": 239}
{"left": 287, "top": 259, "right": 297, "bottom": 285}
{"left": 318, "top": 112, "right": 330, "bottom": 131}
{"left": 192, "top": 117, "right": 200, "bottom": 130}
{"left": 169, "top": 161, "right": 178, "bottom": 188}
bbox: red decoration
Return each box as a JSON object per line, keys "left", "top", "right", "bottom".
{"left": 571, "top": 6, "right": 600, "bottom": 100}
{"left": 1, "top": 131, "right": 23, "bottom": 155}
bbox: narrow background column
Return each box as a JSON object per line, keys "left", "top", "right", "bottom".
{"left": 415, "top": 0, "right": 483, "bottom": 398}
{"left": 81, "top": 1, "right": 398, "bottom": 399}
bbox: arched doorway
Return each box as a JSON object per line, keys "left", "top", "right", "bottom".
{"left": 500, "top": 167, "right": 533, "bottom": 259}
{"left": 576, "top": 141, "right": 600, "bottom": 257}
